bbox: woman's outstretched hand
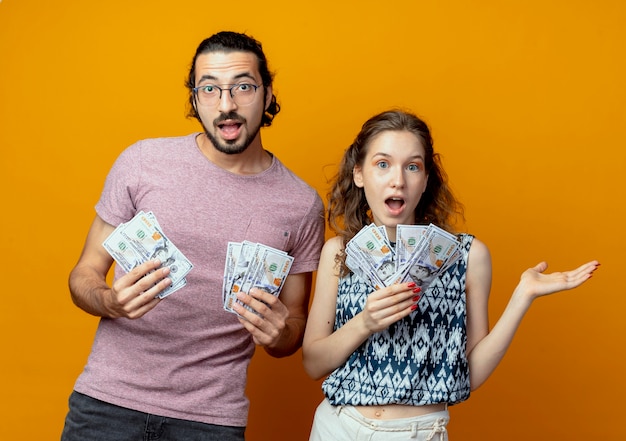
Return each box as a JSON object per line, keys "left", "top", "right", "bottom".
{"left": 515, "top": 260, "right": 600, "bottom": 301}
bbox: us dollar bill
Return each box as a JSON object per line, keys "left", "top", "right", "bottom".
{"left": 224, "top": 241, "right": 259, "bottom": 312}
{"left": 345, "top": 224, "right": 395, "bottom": 288}
{"left": 223, "top": 241, "right": 243, "bottom": 306}
{"left": 102, "top": 211, "right": 193, "bottom": 299}
{"left": 222, "top": 241, "right": 294, "bottom": 315}
{"left": 396, "top": 224, "right": 428, "bottom": 270}
{"left": 396, "top": 225, "right": 459, "bottom": 289}
{"left": 347, "top": 223, "right": 461, "bottom": 292}
{"left": 102, "top": 222, "right": 145, "bottom": 273}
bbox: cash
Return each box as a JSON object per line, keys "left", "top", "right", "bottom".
{"left": 346, "top": 223, "right": 461, "bottom": 291}
{"left": 222, "top": 241, "right": 294, "bottom": 315}
{"left": 102, "top": 211, "right": 194, "bottom": 299}
{"left": 345, "top": 224, "right": 395, "bottom": 288}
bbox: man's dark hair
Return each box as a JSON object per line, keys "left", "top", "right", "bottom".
{"left": 186, "top": 31, "right": 280, "bottom": 127}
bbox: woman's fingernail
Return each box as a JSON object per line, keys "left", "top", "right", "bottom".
{"left": 411, "top": 304, "right": 418, "bottom": 311}
{"left": 413, "top": 287, "right": 421, "bottom": 293}
{"left": 412, "top": 295, "right": 420, "bottom": 302}
{"left": 407, "top": 282, "right": 416, "bottom": 288}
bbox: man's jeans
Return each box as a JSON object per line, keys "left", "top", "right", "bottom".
{"left": 61, "top": 391, "right": 246, "bottom": 441}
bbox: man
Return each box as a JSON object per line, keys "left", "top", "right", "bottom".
{"left": 61, "top": 31, "right": 325, "bottom": 441}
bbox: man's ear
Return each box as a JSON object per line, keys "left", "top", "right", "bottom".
{"left": 353, "top": 165, "right": 364, "bottom": 188}
{"left": 265, "top": 85, "right": 273, "bottom": 111}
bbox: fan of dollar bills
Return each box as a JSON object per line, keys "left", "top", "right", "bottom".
{"left": 222, "top": 241, "right": 294, "bottom": 315}
{"left": 102, "top": 211, "right": 194, "bottom": 299}
{"left": 346, "top": 223, "right": 461, "bottom": 291}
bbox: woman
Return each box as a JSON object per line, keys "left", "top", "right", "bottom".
{"left": 302, "top": 109, "right": 598, "bottom": 440}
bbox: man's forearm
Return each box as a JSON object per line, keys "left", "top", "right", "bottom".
{"left": 69, "top": 265, "right": 113, "bottom": 318}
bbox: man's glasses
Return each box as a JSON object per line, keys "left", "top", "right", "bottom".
{"left": 192, "top": 83, "right": 261, "bottom": 106}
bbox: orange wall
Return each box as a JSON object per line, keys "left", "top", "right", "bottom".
{"left": 1, "top": 1, "right": 624, "bottom": 440}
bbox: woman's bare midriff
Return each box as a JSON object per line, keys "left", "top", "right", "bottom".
{"left": 354, "top": 403, "right": 447, "bottom": 420}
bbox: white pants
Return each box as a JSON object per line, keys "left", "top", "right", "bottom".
{"left": 309, "top": 399, "right": 449, "bottom": 441}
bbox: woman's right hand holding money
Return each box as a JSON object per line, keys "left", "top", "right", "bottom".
{"left": 303, "top": 278, "right": 421, "bottom": 380}
{"left": 359, "top": 282, "right": 421, "bottom": 334}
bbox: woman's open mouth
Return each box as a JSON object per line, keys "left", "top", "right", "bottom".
{"left": 385, "top": 197, "right": 405, "bottom": 215}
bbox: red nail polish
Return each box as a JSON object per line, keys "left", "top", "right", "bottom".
{"left": 407, "top": 282, "right": 416, "bottom": 288}
{"left": 413, "top": 287, "right": 421, "bottom": 293}
{"left": 412, "top": 295, "right": 420, "bottom": 302}
{"left": 411, "top": 304, "right": 418, "bottom": 311}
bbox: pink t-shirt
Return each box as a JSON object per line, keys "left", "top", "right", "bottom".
{"left": 73, "top": 134, "right": 325, "bottom": 427}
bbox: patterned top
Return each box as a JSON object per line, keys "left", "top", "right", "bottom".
{"left": 322, "top": 234, "right": 474, "bottom": 406}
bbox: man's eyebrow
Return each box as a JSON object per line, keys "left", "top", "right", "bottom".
{"left": 197, "top": 72, "right": 258, "bottom": 84}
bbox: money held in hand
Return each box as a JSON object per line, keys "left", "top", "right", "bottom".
{"left": 102, "top": 211, "right": 194, "bottom": 299}
{"left": 346, "top": 223, "right": 461, "bottom": 292}
{"left": 222, "top": 241, "right": 294, "bottom": 315}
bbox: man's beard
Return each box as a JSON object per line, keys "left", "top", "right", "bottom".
{"left": 203, "top": 111, "right": 262, "bottom": 155}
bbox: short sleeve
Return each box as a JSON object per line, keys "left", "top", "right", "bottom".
{"left": 95, "top": 141, "right": 143, "bottom": 226}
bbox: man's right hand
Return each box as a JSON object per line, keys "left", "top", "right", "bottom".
{"left": 69, "top": 215, "right": 171, "bottom": 319}
{"left": 106, "top": 259, "right": 171, "bottom": 319}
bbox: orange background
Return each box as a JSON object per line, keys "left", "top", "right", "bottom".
{"left": 1, "top": 1, "right": 624, "bottom": 440}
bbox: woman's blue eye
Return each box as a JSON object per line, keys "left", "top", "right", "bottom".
{"left": 201, "top": 85, "right": 215, "bottom": 93}
{"left": 407, "top": 164, "right": 420, "bottom": 172}
{"left": 377, "top": 161, "right": 389, "bottom": 169}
